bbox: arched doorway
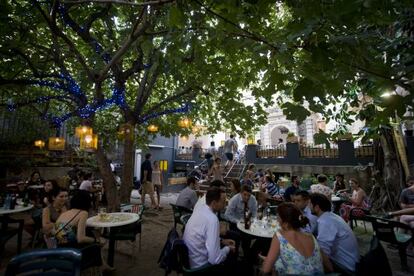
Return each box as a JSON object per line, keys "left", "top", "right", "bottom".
{"left": 270, "top": 126, "right": 289, "bottom": 146}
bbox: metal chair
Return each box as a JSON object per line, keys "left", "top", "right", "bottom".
{"left": 367, "top": 215, "right": 413, "bottom": 270}
{"left": 349, "top": 207, "right": 371, "bottom": 232}
{"left": 5, "top": 248, "right": 82, "bottom": 276}
{"left": 170, "top": 203, "right": 192, "bottom": 228}
{"left": 0, "top": 217, "right": 24, "bottom": 259}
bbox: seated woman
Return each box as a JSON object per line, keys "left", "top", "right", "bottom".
{"left": 42, "top": 187, "right": 69, "bottom": 235}
{"left": 55, "top": 190, "right": 112, "bottom": 272}
{"left": 339, "top": 178, "right": 369, "bottom": 222}
{"left": 262, "top": 203, "right": 325, "bottom": 275}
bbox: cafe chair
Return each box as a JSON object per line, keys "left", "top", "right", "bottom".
{"left": 0, "top": 217, "right": 24, "bottom": 259}
{"left": 349, "top": 207, "right": 371, "bottom": 232}
{"left": 174, "top": 240, "right": 221, "bottom": 275}
{"left": 5, "top": 248, "right": 82, "bottom": 276}
{"left": 367, "top": 216, "right": 413, "bottom": 271}
{"left": 356, "top": 235, "right": 392, "bottom": 275}
{"left": 170, "top": 204, "right": 192, "bottom": 228}
{"left": 180, "top": 214, "right": 192, "bottom": 232}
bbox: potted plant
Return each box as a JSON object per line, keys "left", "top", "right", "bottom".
{"left": 286, "top": 132, "right": 298, "bottom": 143}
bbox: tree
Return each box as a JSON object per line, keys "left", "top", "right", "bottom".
{"left": 0, "top": 0, "right": 279, "bottom": 209}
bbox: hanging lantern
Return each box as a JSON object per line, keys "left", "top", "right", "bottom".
{"left": 75, "top": 125, "right": 92, "bottom": 138}
{"left": 48, "top": 137, "right": 65, "bottom": 151}
{"left": 147, "top": 124, "right": 159, "bottom": 133}
{"left": 220, "top": 140, "right": 225, "bottom": 146}
{"left": 80, "top": 134, "right": 98, "bottom": 151}
{"left": 118, "top": 123, "right": 133, "bottom": 140}
{"left": 247, "top": 136, "right": 255, "bottom": 145}
{"left": 34, "top": 140, "right": 45, "bottom": 149}
{"left": 178, "top": 117, "right": 192, "bottom": 129}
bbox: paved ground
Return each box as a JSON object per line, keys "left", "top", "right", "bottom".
{"left": 1, "top": 193, "right": 413, "bottom": 276}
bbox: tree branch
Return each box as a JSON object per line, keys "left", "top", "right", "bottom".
{"left": 62, "top": 0, "right": 175, "bottom": 6}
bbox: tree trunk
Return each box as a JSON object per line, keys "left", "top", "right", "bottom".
{"left": 371, "top": 127, "right": 403, "bottom": 212}
{"left": 96, "top": 146, "right": 119, "bottom": 212}
{"left": 120, "top": 123, "right": 135, "bottom": 203}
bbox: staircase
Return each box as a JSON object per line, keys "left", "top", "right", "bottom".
{"left": 224, "top": 163, "right": 245, "bottom": 182}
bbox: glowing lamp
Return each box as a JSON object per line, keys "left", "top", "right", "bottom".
{"left": 75, "top": 125, "right": 92, "bottom": 138}
{"left": 147, "top": 124, "right": 159, "bottom": 133}
{"left": 80, "top": 134, "right": 98, "bottom": 151}
{"left": 247, "top": 136, "right": 255, "bottom": 145}
{"left": 178, "top": 117, "right": 192, "bottom": 129}
{"left": 34, "top": 140, "right": 45, "bottom": 149}
{"left": 48, "top": 137, "right": 65, "bottom": 151}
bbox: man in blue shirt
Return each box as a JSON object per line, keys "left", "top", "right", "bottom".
{"left": 284, "top": 175, "right": 300, "bottom": 202}
{"left": 309, "top": 193, "right": 360, "bottom": 273}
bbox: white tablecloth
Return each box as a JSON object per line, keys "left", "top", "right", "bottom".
{"left": 237, "top": 218, "right": 280, "bottom": 238}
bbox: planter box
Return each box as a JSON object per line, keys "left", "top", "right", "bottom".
{"left": 286, "top": 136, "right": 298, "bottom": 143}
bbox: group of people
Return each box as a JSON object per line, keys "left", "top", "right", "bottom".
{"left": 179, "top": 177, "right": 361, "bottom": 275}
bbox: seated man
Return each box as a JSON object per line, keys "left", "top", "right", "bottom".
{"left": 311, "top": 174, "right": 333, "bottom": 199}
{"left": 264, "top": 176, "right": 283, "bottom": 201}
{"left": 309, "top": 193, "right": 360, "bottom": 273}
{"left": 176, "top": 177, "right": 198, "bottom": 210}
{"left": 399, "top": 176, "right": 414, "bottom": 209}
{"left": 284, "top": 175, "right": 301, "bottom": 202}
{"left": 183, "top": 187, "right": 236, "bottom": 269}
{"left": 194, "top": 180, "right": 225, "bottom": 212}
{"left": 388, "top": 206, "right": 414, "bottom": 228}
{"left": 225, "top": 184, "right": 257, "bottom": 224}
{"left": 293, "top": 190, "right": 318, "bottom": 235}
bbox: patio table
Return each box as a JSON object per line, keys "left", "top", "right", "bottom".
{"left": 86, "top": 212, "right": 140, "bottom": 266}
{"left": 0, "top": 204, "right": 33, "bottom": 216}
{"left": 237, "top": 217, "right": 280, "bottom": 239}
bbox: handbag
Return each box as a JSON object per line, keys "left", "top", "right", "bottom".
{"left": 44, "top": 210, "right": 82, "bottom": 249}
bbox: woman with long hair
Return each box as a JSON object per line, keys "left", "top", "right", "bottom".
{"left": 55, "top": 190, "right": 112, "bottom": 272}
{"left": 339, "top": 178, "right": 369, "bottom": 222}
{"left": 262, "top": 203, "right": 325, "bottom": 275}
{"left": 42, "top": 187, "right": 69, "bottom": 235}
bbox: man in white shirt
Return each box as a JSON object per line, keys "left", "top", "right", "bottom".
{"left": 194, "top": 180, "right": 226, "bottom": 212}
{"left": 79, "top": 172, "right": 94, "bottom": 192}
{"left": 183, "top": 187, "right": 236, "bottom": 270}
{"left": 309, "top": 193, "right": 360, "bottom": 273}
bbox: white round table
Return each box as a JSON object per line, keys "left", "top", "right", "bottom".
{"left": 0, "top": 204, "right": 33, "bottom": 215}
{"left": 331, "top": 196, "right": 341, "bottom": 202}
{"left": 86, "top": 212, "right": 139, "bottom": 228}
{"left": 86, "top": 212, "right": 140, "bottom": 267}
{"left": 237, "top": 218, "right": 280, "bottom": 239}
{"left": 28, "top": 185, "right": 44, "bottom": 189}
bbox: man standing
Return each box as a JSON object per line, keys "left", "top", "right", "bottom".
{"left": 223, "top": 134, "right": 238, "bottom": 168}
{"left": 311, "top": 174, "right": 333, "bottom": 199}
{"left": 309, "top": 193, "right": 359, "bottom": 273}
{"left": 292, "top": 190, "right": 318, "bottom": 235}
{"left": 140, "top": 153, "right": 156, "bottom": 208}
{"left": 284, "top": 175, "right": 301, "bottom": 201}
{"left": 183, "top": 187, "right": 236, "bottom": 270}
{"left": 176, "top": 176, "right": 198, "bottom": 210}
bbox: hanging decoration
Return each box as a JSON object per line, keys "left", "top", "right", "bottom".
{"left": 75, "top": 125, "right": 93, "bottom": 138}
{"left": 34, "top": 140, "right": 45, "bottom": 149}
{"left": 80, "top": 134, "right": 98, "bottom": 151}
{"left": 117, "top": 123, "right": 133, "bottom": 140}
{"left": 178, "top": 117, "right": 192, "bottom": 129}
{"left": 159, "top": 160, "right": 168, "bottom": 171}
{"left": 48, "top": 137, "right": 65, "bottom": 151}
{"left": 147, "top": 124, "right": 159, "bottom": 133}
